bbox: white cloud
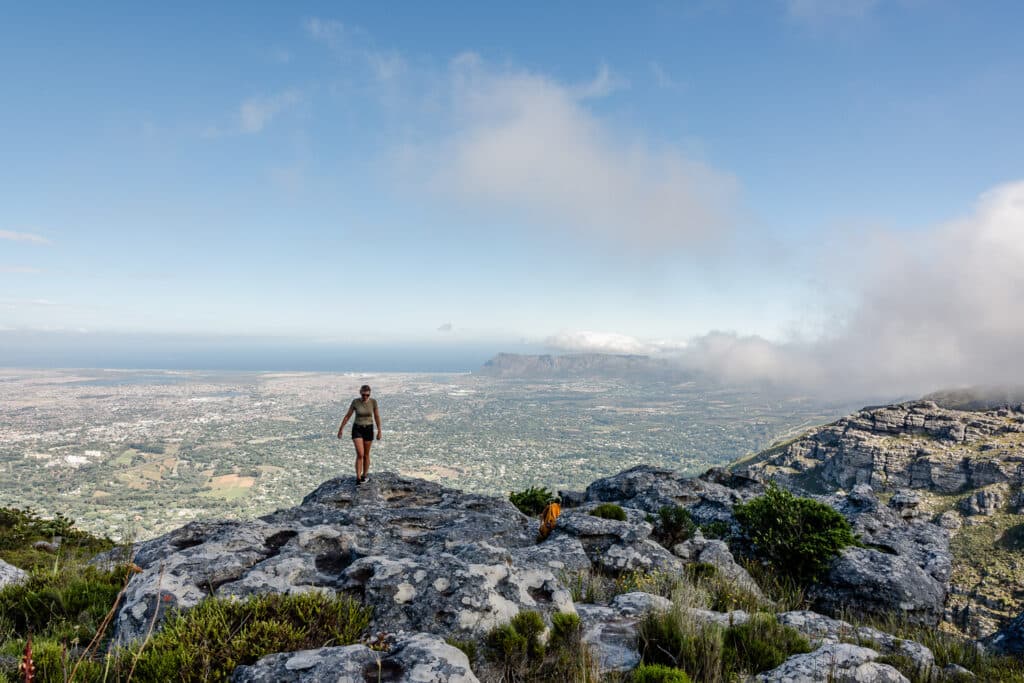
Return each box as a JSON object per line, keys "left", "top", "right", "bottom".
{"left": 305, "top": 17, "right": 406, "bottom": 83}
{"left": 547, "top": 180, "right": 1024, "bottom": 397}
{"left": 572, "top": 63, "right": 628, "bottom": 100}
{"left": 410, "top": 55, "right": 736, "bottom": 248}
{"left": 238, "top": 91, "right": 302, "bottom": 134}
{"left": 437, "top": 322, "right": 454, "bottom": 333}
{"left": 0, "top": 230, "right": 51, "bottom": 245}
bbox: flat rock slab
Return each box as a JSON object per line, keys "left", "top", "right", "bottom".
{"left": 230, "top": 632, "right": 478, "bottom": 683}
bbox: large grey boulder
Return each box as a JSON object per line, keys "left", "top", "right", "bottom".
{"left": 777, "top": 611, "right": 935, "bottom": 678}
{"left": 552, "top": 508, "right": 682, "bottom": 574}
{"left": 583, "top": 465, "right": 763, "bottom": 525}
{"left": 0, "top": 559, "right": 27, "bottom": 589}
{"left": 112, "top": 473, "right": 567, "bottom": 644}
{"left": 810, "top": 547, "right": 946, "bottom": 627}
{"left": 756, "top": 643, "right": 909, "bottom": 682}
{"left": 230, "top": 632, "right": 478, "bottom": 683}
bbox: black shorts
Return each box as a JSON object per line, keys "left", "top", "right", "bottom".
{"left": 351, "top": 424, "right": 375, "bottom": 441}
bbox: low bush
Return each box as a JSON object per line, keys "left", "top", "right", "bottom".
{"left": 631, "top": 662, "right": 692, "bottom": 683}
{"left": 509, "top": 487, "right": 556, "bottom": 516}
{"left": 638, "top": 610, "right": 809, "bottom": 682}
{"left": 733, "top": 482, "right": 856, "bottom": 585}
{"left": 722, "top": 613, "right": 811, "bottom": 674}
{"left": 590, "top": 503, "right": 627, "bottom": 521}
{"left": 650, "top": 506, "right": 696, "bottom": 548}
{"left": 699, "top": 521, "right": 732, "bottom": 540}
{"left": 483, "top": 610, "right": 598, "bottom": 682}
{"left": 0, "top": 507, "right": 114, "bottom": 571}
{"left": 124, "top": 592, "right": 373, "bottom": 682}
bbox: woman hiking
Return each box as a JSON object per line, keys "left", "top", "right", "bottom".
{"left": 337, "top": 384, "right": 382, "bottom": 484}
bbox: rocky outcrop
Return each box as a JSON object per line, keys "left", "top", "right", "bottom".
{"left": 231, "top": 632, "right": 479, "bottom": 683}
{"left": 756, "top": 643, "right": 909, "bottom": 683}
{"left": 576, "top": 592, "right": 672, "bottom": 673}
{"left": 739, "top": 401, "right": 1024, "bottom": 495}
{"left": 0, "top": 559, "right": 27, "bottom": 589}
{"left": 984, "top": 608, "right": 1024, "bottom": 656}
{"left": 583, "top": 464, "right": 763, "bottom": 525}
{"left": 672, "top": 532, "right": 764, "bottom": 599}
{"left": 113, "top": 473, "right": 571, "bottom": 644}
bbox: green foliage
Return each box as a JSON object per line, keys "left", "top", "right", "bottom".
{"left": 590, "top": 503, "right": 627, "bottom": 521}
{"left": 0, "top": 564, "right": 125, "bottom": 643}
{"left": 483, "top": 610, "right": 598, "bottom": 683}
{"left": 650, "top": 506, "right": 696, "bottom": 548}
{"left": 684, "top": 562, "right": 717, "bottom": 581}
{"left": 699, "top": 521, "right": 732, "bottom": 540}
{"left": 0, "top": 506, "right": 113, "bottom": 571}
{"left": 638, "top": 610, "right": 809, "bottom": 681}
{"left": 721, "top": 613, "right": 811, "bottom": 674}
{"left": 509, "top": 487, "right": 556, "bottom": 516}
{"left": 733, "top": 482, "right": 856, "bottom": 585}
{"left": 126, "top": 592, "right": 372, "bottom": 682}
{"left": 630, "top": 663, "right": 692, "bottom": 683}
{"left": 445, "top": 637, "right": 479, "bottom": 664}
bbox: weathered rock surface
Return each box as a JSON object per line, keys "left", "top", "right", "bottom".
{"left": 756, "top": 643, "right": 909, "bottom": 682}
{"left": 113, "top": 473, "right": 576, "bottom": 644}
{"left": 984, "top": 608, "right": 1024, "bottom": 656}
{"left": 739, "top": 401, "right": 1024, "bottom": 495}
{"left": 231, "top": 632, "right": 479, "bottom": 683}
{"left": 810, "top": 547, "right": 946, "bottom": 627}
{"left": 959, "top": 484, "right": 1009, "bottom": 516}
{"left": 576, "top": 592, "right": 672, "bottom": 673}
{"left": 553, "top": 506, "right": 682, "bottom": 574}
{"left": 0, "top": 559, "right": 27, "bottom": 589}
{"left": 583, "top": 465, "right": 764, "bottom": 525}
{"left": 672, "top": 532, "right": 764, "bottom": 598}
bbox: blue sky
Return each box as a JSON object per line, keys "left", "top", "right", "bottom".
{"left": 2, "top": 1, "right": 1023, "bottom": 379}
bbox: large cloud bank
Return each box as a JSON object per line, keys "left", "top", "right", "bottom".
{"left": 549, "top": 181, "right": 1024, "bottom": 398}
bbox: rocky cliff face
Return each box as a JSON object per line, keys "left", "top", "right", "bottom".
{"left": 95, "top": 466, "right": 978, "bottom": 682}
{"left": 737, "top": 399, "right": 1024, "bottom": 638}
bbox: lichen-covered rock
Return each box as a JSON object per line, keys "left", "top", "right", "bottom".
{"left": 576, "top": 592, "right": 672, "bottom": 673}
{"left": 672, "top": 533, "right": 764, "bottom": 598}
{"left": 230, "top": 632, "right": 478, "bottom": 683}
{"left": 810, "top": 547, "right": 946, "bottom": 627}
{"left": 959, "top": 484, "right": 1009, "bottom": 516}
{"left": 552, "top": 509, "right": 682, "bottom": 574}
{"left": 0, "top": 559, "right": 27, "bottom": 589}
{"left": 112, "top": 473, "right": 555, "bottom": 643}
{"left": 755, "top": 643, "right": 909, "bottom": 682}
{"left": 583, "top": 465, "right": 763, "bottom": 525}
{"left": 777, "top": 611, "right": 934, "bottom": 677}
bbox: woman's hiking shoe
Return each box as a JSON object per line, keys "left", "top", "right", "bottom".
{"left": 360, "top": 474, "right": 369, "bottom": 483}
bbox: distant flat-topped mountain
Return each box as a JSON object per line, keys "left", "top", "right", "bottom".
{"left": 479, "top": 352, "right": 685, "bottom": 380}
{"left": 734, "top": 397, "right": 1024, "bottom": 639}
{"left": 923, "top": 386, "right": 1024, "bottom": 411}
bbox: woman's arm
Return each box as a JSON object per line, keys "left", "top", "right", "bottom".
{"left": 374, "top": 401, "right": 382, "bottom": 439}
{"left": 337, "top": 406, "right": 355, "bottom": 438}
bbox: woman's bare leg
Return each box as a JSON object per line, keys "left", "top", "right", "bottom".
{"left": 353, "top": 438, "right": 365, "bottom": 479}
{"left": 361, "top": 442, "right": 372, "bottom": 478}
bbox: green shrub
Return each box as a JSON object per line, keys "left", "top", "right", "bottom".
{"left": 639, "top": 610, "right": 809, "bottom": 681}
{"left": 446, "top": 637, "right": 478, "bottom": 663}
{"left": 590, "top": 503, "right": 627, "bottom": 521}
{"left": 631, "top": 663, "right": 692, "bottom": 683}
{"left": 700, "top": 521, "right": 732, "bottom": 540}
{"left": 483, "top": 610, "right": 598, "bottom": 682}
{"left": 124, "top": 592, "right": 372, "bottom": 682}
{"left": 0, "top": 506, "right": 114, "bottom": 571}
{"left": 638, "top": 610, "right": 724, "bottom": 682}
{"left": 722, "top": 613, "right": 811, "bottom": 674}
{"left": 733, "top": 482, "right": 856, "bottom": 585}
{"left": 0, "top": 564, "right": 125, "bottom": 643}
{"left": 650, "top": 506, "right": 696, "bottom": 548}
{"left": 509, "top": 487, "right": 555, "bottom": 516}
